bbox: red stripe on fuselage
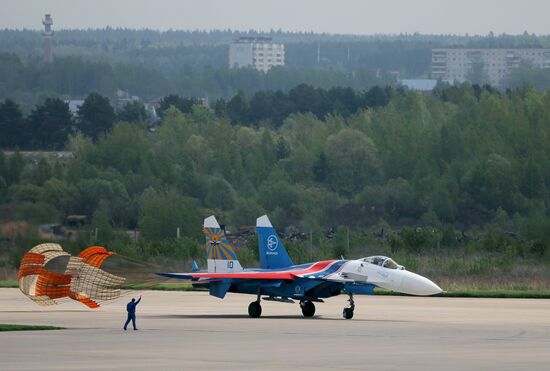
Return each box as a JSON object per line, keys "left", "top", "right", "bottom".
{"left": 182, "top": 260, "right": 338, "bottom": 280}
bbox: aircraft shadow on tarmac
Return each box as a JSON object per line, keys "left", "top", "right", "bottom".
{"left": 144, "top": 314, "right": 411, "bottom": 322}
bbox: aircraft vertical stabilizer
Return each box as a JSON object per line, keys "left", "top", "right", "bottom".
{"left": 203, "top": 216, "right": 243, "bottom": 273}
{"left": 256, "top": 215, "right": 294, "bottom": 269}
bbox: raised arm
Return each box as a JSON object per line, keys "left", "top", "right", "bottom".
{"left": 135, "top": 296, "right": 142, "bottom": 305}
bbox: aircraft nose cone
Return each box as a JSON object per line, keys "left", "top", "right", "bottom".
{"left": 400, "top": 271, "right": 442, "bottom": 296}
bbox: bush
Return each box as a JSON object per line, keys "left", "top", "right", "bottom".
{"left": 399, "top": 227, "right": 436, "bottom": 253}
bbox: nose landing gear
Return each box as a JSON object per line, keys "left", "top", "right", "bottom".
{"left": 342, "top": 293, "right": 355, "bottom": 319}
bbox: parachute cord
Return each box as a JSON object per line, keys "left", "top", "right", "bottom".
{"left": 96, "top": 276, "right": 174, "bottom": 307}
{"left": 115, "top": 254, "right": 162, "bottom": 269}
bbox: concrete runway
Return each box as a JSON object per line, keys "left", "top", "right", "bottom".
{"left": 1, "top": 289, "right": 550, "bottom": 370}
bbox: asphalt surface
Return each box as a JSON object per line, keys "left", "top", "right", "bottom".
{"left": 1, "top": 288, "right": 550, "bottom": 370}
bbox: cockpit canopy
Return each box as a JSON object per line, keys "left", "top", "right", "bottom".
{"left": 362, "top": 256, "right": 403, "bottom": 270}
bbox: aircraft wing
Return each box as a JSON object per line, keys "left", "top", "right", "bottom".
{"left": 157, "top": 260, "right": 345, "bottom": 281}
{"left": 156, "top": 271, "right": 296, "bottom": 280}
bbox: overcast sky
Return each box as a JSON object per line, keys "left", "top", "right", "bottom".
{"left": 1, "top": 0, "right": 549, "bottom": 35}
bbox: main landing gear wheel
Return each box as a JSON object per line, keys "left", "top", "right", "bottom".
{"left": 248, "top": 301, "right": 262, "bottom": 318}
{"left": 343, "top": 307, "right": 354, "bottom": 319}
{"left": 342, "top": 292, "right": 355, "bottom": 319}
{"left": 300, "top": 300, "right": 315, "bottom": 318}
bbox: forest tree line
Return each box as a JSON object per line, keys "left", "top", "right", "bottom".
{"left": 5, "top": 30, "right": 550, "bottom": 111}
{"left": 2, "top": 28, "right": 547, "bottom": 73}
{"left": 0, "top": 84, "right": 395, "bottom": 149}
{"left": 2, "top": 83, "right": 550, "bottom": 268}
{"left": 0, "top": 52, "right": 394, "bottom": 110}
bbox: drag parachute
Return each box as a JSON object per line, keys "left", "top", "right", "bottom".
{"left": 18, "top": 244, "right": 125, "bottom": 308}
{"left": 18, "top": 243, "right": 71, "bottom": 306}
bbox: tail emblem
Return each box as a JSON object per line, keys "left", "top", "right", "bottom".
{"left": 203, "top": 227, "right": 237, "bottom": 260}
{"left": 267, "top": 235, "right": 278, "bottom": 251}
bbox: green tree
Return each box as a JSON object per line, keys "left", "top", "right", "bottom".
{"left": 313, "top": 151, "right": 328, "bottom": 182}
{"left": 90, "top": 201, "right": 116, "bottom": 244}
{"left": 139, "top": 188, "right": 201, "bottom": 241}
{"left": 325, "top": 128, "right": 379, "bottom": 194}
{"left": 466, "top": 154, "right": 518, "bottom": 212}
{"left": 117, "top": 101, "right": 147, "bottom": 123}
{"left": 260, "top": 129, "right": 276, "bottom": 167}
{"left": 230, "top": 197, "right": 264, "bottom": 226}
{"left": 6, "top": 151, "right": 25, "bottom": 185}
{"left": 28, "top": 98, "right": 72, "bottom": 149}
{"left": 204, "top": 177, "right": 237, "bottom": 210}
{"left": 95, "top": 122, "right": 150, "bottom": 174}
{"left": 275, "top": 136, "right": 291, "bottom": 160}
{"left": 77, "top": 93, "right": 115, "bottom": 140}
{"left": 226, "top": 90, "right": 249, "bottom": 124}
{"left": 42, "top": 178, "right": 80, "bottom": 215}
{"left": 158, "top": 94, "right": 199, "bottom": 117}
{"left": 0, "top": 99, "right": 25, "bottom": 149}
{"left": 77, "top": 178, "right": 129, "bottom": 214}
{"left": 288, "top": 84, "right": 327, "bottom": 118}
{"left": 0, "top": 151, "right": 7, "bottom": 180}
{"left": 520, "top": 157, "right": 545, "bottom": 199}
{"left": 280, "top": 146, "right": 315, "bottom": 183}
{"left": 0, "top": 175, "right": 6, "bottom": 202}
{"left": 22, "top": 157, "right": 52, "bottom": 186}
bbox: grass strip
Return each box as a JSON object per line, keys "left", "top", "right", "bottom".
{"left": 374, "top": 288, "right": 550, "bottom": 299}
{"left": 438, "top": 290, "right": 550, "bottom": 299}
{"left": 0, "top": 281, "right": 18, "bottom": 288}
{"left": 0, "top": 324, "right": 64, "bottom": 331}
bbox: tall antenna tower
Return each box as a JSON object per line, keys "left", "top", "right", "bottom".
{"left": 42, "top": 14, "right": 53, "bottom": 63}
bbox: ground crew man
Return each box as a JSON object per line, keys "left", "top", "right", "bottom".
{"left": 123, "top": 296, "right": 141, "bottom": 331}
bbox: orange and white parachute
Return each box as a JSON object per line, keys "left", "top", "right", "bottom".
{"left": 18, "top": 243, "right": 72, "bottom": 306}
{"left": 18, "top": 244, "right": 125, "bottom": 308}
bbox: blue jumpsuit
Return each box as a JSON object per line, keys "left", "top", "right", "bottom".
{"left": 123, "top": 298, "right": 141, "bottom": 330}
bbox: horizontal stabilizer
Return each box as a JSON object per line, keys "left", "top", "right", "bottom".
{"left": 209, "top": 280, "right": 232, "bottom": 299}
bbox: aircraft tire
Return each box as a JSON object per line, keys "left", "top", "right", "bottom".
{"left": 248, "top": 301, "right": 262, "bottom": 318}
{"left": 301, "top": 301, "right": 315, "bottom": 318}
{"left": 343, "top": 308, "right": 354, "bottom": 319}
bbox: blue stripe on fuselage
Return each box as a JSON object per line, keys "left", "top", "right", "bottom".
{"left": 298, "top": 260, "right": 347, "bottom": 278}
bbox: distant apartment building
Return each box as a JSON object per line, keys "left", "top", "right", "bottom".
{"left": 431, "top": 48, "right": 550, "bottom": 87}
{"left": 229, "top": 37, "right": 285, "bottom": 72}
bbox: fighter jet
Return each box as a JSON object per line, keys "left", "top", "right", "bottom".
{"left": 158, "top": 215, "right": 442, "bottom": 319}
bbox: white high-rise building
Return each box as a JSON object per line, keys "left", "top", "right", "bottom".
{"left": 432, "top": 48, "right": 550, "bottom": 87}
{"left": 229, "top": 37, "right": 285, "bottom": 73}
